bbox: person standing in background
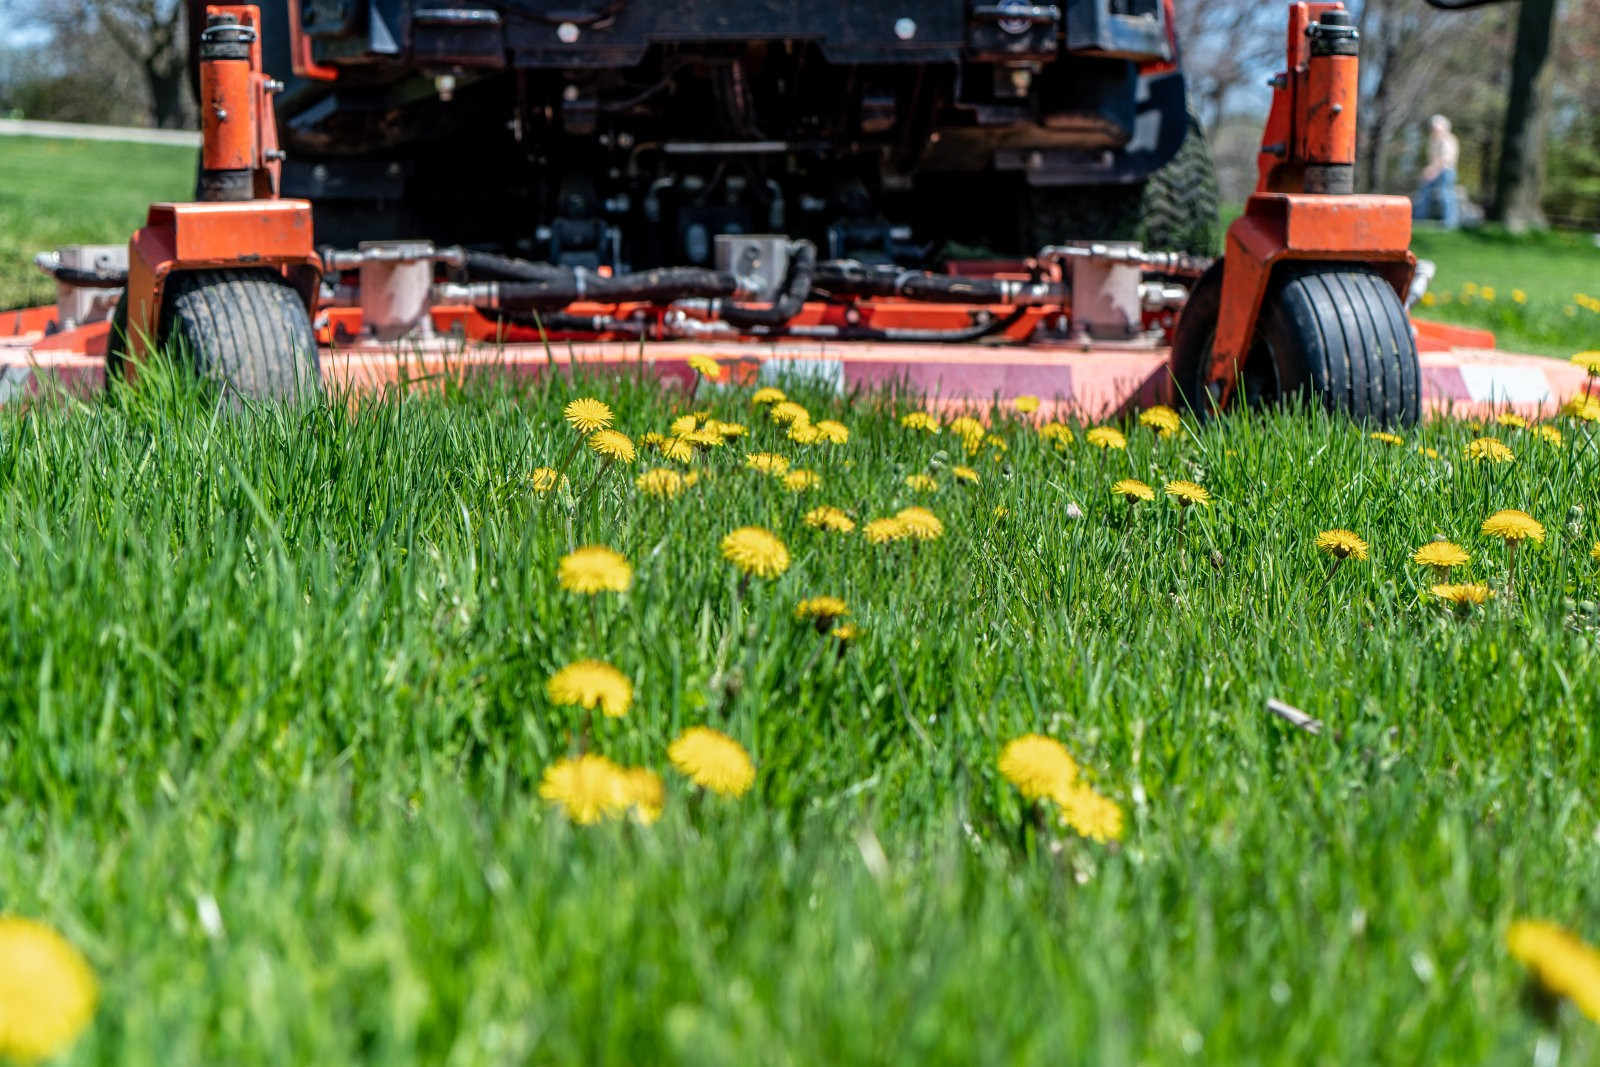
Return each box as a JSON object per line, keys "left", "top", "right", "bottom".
{"left": 1413, "top": 114, "right": 1461, "bottom": 230}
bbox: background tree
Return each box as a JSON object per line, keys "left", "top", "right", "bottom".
{"left": 1490, "top": 0, "right": 1558, "bottom": 229}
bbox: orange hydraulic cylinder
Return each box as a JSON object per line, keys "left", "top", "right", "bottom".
{"left": 1299, "top": 9, "right": 1359, "bottom": 193}
{"left": 196, "top": 12, "right": 258, "bottom": 200}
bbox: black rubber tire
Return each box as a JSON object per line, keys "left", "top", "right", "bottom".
{"left": 106, "top": 290, "right": 130, "bottom": 384}
{"left": 1023, "top": 113, "right": 1220, "bottom": 257}
{"left": 1172, "top": 263, "right": 1420, "bottom": 427}
{"left": 158, "top": 269, "right": 320, "bottom": 403}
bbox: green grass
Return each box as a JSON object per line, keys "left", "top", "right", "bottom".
{"left": 1410, "top": 226, "right": 1600, "bottom": 358}
{"left": 0, "top": 135, "right": 195, "bottom": 310}
{"left": 3, "top": 366, "right": 1600, "bottom": 1064}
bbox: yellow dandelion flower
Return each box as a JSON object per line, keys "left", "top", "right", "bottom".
{"left": 788, "top": 421, "right": 822, "bottom": 445}
{"left": 1507, "top": 920, "right": 1600, "bottom": 1023}
{"left": 558, "top": 545, "right": 633, "bottom": 593}
{"left": 1053, "top": 784, "right": 1125, "bottom": 844}
{"left": 1012, "top": 394, "right": 1040, "bottom": 413}
{"left": 994, "top": 505, "right": 1010, "bottom": 519}
{"left": 1086, "top": 426, "right": 1127, "bottom": 450}
{"left": 795, "top": 596, "right": 849, "bottom": 626}
{"left": 998, "top": 734, "right": 1078, "bottom": 800}
{"left": 1563, "top": 394, "right": 1600, "bottom": 422}
{"left": 983, "top": 433, "right": 1008, "bottom": 455}
{"left": 1512, "top": 288, "right": 1527, "bottom": 304}
{"left": 668, "top": 727, "right": 756, "bottom": 797}
{"left": 948, "top": 416, "right": 984, "bottom": 439}
{"left": 1464, "top": 437, "right": 1514, "bottom": 464}
{"left": 709, "top": 419, "right": 747, "bottom": 438}
{"left": 745, "top": 451, "right": 790, "bottom": 475}
{"left": 1315, "top": 529, "right": 1369, "bottom": 561}
{"left": 546, "top": 659, "right": 633, "bottom": 717}
{"left": 863, "top": 517, "right": 908, "bottom": 544}
{"left": 905, "top": 473, "right": 939, "bottom": 493}
{"left": 1412, "top": 540, "right": 1469, "bottom": 570}
{"left": 900, "top": 411, "right": 940, "bottom": 433}
{"left": 830, "top": 622, "right": 863, "bottom": 641}
{"left": 563, "top": 397, "right": 614, "bottom": 435}
{"left": 720, "top": 526, "right": 791, "bottom": 578}
{"left": 1571, "top": 351, "right": 1600, "bottom": 376}
{"left": 1420, "top": 291, "right": 1436, "bottom": 307}
{"left": 539, "top": 754, "right": 629, "bottom": 824}
{"left": 588, "top": 429, "right": 637, "bottom": 463}
{"left": 529, "top": 467, "right": 565, "bottom": 493}
{"left": 1370, "top": 431, "right": 1404, "bottom": 446}
{"left": 960, "top": 432, "right": 986, "bottom": 457}
{"left": 1481, "top": 509, "right": 1544, "bottom": 543}
{"left": 621, "top": 766, "right": 665, "bottom": 825}
{"left": 635, "top": 467, "right": 687, "bottom": 498}
{"left": 687, "top": 427, "right": 726, "bottom": 448}
{"left": 641, "top": 431, "right": 665, "bottom": 446}
{"left": 1496, "top": 412, "right": 1528, "bottom": 429}
{"left": 669, "top": 414, "right": 699, "bottom": 436}
{"left": 951, "top": 465, "right": 980, "bottom": 485}
{"left": 1111, "top": 478, "right": 1155, "bottom": 503}
{"left": 1534, "top": 424, "right": 1563, "bottom": 447}
{"left": 1591, "top": 541, "right": 1600, "bottom": 564}
{"left": 894, "top": 506, "right": 944, "bottom": 541}
{"left": 687, "top": 354, "right": 723, "bottom": 380}
{"left": 655, "top": 435, "right": 695, "bottom": 463}
{"left": 751, "top": 386, "right": 786, "bottom": 406}
{"left": 814, "top": 419, "right": 850, "bottom": 444}
{"left": 770, "top": 401, "right": 810, "bottom": 426}
{"left": 804, "top": 506, "right": 856, "bottom": 533}
{"left": 1038, "top": 421, "right": 1074, "bottom": 446}
{"left": 0, "top": 917, "right": 97, "bottom": 1063}
{"left": 783, "top": 469, "right": 822, "bottom": 492}
{"left": 682, "top": 471, "right": 702, "bottom": 488}
{"left": 1164, "top": 480, "right": 1211, "bottom": 507}
{"left": 1138, "top": 405, "right": 1181, "bottom": 436}
{"left": 1432, "top": 582, "right": 1493, "bottom": 606}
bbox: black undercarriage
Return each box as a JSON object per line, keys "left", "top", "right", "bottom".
{"left": 219, "top": 1, "right": 1204, "bottom": 267}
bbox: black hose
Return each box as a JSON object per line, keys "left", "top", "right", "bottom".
{"left": 462, "top": 250, "right": 567, "bottom": 283}
{"left": 719, "top": 240, "right": 816, "bottom": 331}
{"left": 42, "top": 265, "right": 128, "bottom": 288}
{"left": 813, "top": 261, "right": 1066, "bottom": 305}
{"left": 781, "top": 305, "right": 1030, "bottom": 343}
{"left": 489, "top": 310, "right": 651, "bottom": 336}
{"left": 488, "top": 266, "right": 741, "bottom": 307}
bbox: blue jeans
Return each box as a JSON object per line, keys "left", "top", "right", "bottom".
{"left": 1413, "top": 169, "right": 1459, "bottom": 229}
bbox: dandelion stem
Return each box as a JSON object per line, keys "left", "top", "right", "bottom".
{"left": 1312, "top": 556, "right": 1344, "bottom": 601}
{"left": 1507, "top": 539, "right": 1519, "bottom": 599}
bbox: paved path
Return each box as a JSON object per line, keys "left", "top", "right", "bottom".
{"left": 0, "top": 118, "right": 198, "bottom": 148}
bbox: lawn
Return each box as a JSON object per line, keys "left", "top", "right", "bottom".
{"left": 2, "top": 366, "right": 1600, "bottom": 1064}
{"left": 1410, "top": 225, "right": 1600, "bottom": 358}
{"left": 0, "top": 135, "right": 195, "bottom": 311}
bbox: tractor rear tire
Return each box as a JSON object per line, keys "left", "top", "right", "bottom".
{"left": 1172, "top": 263, "right": 1420, "bottom": 427}
{"left": 158, "top": 269, "right": 320, "bottom": 403}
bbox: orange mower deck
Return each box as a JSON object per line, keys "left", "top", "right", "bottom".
{"left": 1, "top": 308, "right": 1587, "bottom": 421}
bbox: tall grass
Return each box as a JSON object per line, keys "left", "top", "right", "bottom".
{"left": 2, "top": 365, "right": 1599, "bottom": 1064}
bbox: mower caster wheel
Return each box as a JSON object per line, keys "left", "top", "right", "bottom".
{"left": 110, "top": 269, "right": 320, "bottom": 403}
{"left": 1173, "top": 263, "right": 1420, "bottom": 427}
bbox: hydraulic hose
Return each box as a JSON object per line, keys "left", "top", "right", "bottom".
{"left": 780, "top": 305, "right": 1030, "bottom": 344}
{"left": 718, "top": 239, "right": 817, "bottom": 331}
{"left": 441, "top": 266, "right": 742, "bottom": 308}
{"left": 813, "top": 261, "right": 1066, "bottom": 306}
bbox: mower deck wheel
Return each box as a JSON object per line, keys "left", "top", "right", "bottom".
{"left": 1173, "top": 263, "right": 1420, "bottom": 427}
{"left": 111, "top": 269, "right": 320, "bottom": 403}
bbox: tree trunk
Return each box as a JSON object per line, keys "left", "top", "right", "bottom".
{"left": 1491, "top": 0, "right": 1557, "bottom": 230}
{"left": 145, "top": 61, "right": 186, "bottom": 129}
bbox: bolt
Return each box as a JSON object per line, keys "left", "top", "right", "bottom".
{"left": 557, "top": 21, "right": 580, "bottom": 43}
{"left": 894, "top": 17, "right": 916, "bottom": 40}
{"left": 213, "top": 106, "right": 228, "bottom": 121}
{"left": 264, "top": 78, "right": 284, "bottom": 93}
{"left": 264, "top": 148, "right": 286, "bottom": 162}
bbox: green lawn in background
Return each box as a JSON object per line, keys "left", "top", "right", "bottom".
{"left": 2, "top": 369, "right": 1599, "bottom": 1064}
{"left": 0, "top": 135, "right": 195, "bottom": 310}
{"left": 1410, "top": 225, "right": 1600, "bottom": 357}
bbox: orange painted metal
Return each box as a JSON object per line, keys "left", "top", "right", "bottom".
{"left": 1205, "top": 1, "right": 1416, "bottom": 400}
{"left": 121, "top": 4, "right": 319, "bottom": 362}
{"left": 126, "top": 201, "right": 320, "bottom": 359}
{"left": 1300, "top": 50, "right": 1357, "bottom": 167}
{"left": 199, "top": 36, "right": 254, "bottom": 172}
{"left": 286, "top": 0, "right": 339, "bottom": 81}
